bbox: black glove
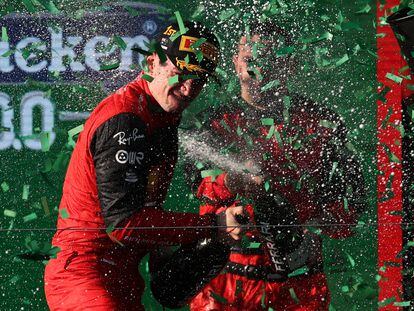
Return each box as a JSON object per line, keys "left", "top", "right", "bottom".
{"left": 150, "top": 238, "right": 230, "bottom": 309}
{"left": 254, "top": 195, "right": 303, "bottom": 281}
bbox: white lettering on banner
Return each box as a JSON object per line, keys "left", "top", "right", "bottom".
{"left": 48, "top": 28, "right": 84, "bottom": 72}
{"left": 15, "top": 37, "right": 47, "bottom": 73}
{"left": 19, "top": 91, "right": 55, "bottom": 150}
{"left": 0, "top": 42, "right": 14, "bottom": 73}
{"left": 115, "top": 149, "right": 144, "bottom": 165}
{"left": 0, "top": 93, "right": 14, "bottom": 150}
{"left": 113, "top": 128, "right": 145, "bottom": 145}
{"left": 119, "top": 36, "right": 148, "bottom": 71}
{"left": 0, "top": 27, "right": 150, "bottom": 74}
{"left": 84, "top": 36, "right": 115, "bottom": 71}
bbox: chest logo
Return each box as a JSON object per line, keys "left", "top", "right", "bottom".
{"left": 115, "top": 150, "right": 144, "bottom": 165}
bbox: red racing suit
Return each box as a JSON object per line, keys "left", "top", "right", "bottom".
{"left": 189, "top": 96, "right": 365, "bottom": 310}
{"left": 44, "top": 74, "right": 217, "bottom": 311}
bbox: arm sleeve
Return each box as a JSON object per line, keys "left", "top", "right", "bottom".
{"left": 91, "top": 113, "right": 215, "bottom": 246}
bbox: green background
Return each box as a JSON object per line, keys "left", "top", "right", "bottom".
{"left": 0, "top": 0, "right": 382, "bottom": 310}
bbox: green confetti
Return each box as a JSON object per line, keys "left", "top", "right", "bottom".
{"left": 68, "top": 124, "right": 84, "bottom": 148}
{"left": 274, "top": 130, "right": 283, "bottom": 146}
{"left": 40, "top": 132, "right": 51, "bottom": 152}
{"left": 356, "top": 4, "right": 371, "bottom": 14}
{"left": 170, "top": 30, "right": 183, "bottom": 42}
{"left": 301, "top": 31, "right": 333, "bottom": 44}
{"left": 210, "top": 291, "right": 228, "bottom": 305}
{"left": 1, "top": 182, "right": 9, "bottom": 192}
{"left": 184, "top": 54, "right": 190, "bottom": 64}
{"left": 248, "top": 242, "right": 261, "bottom": 248}
{"left": 201, "top": 169, "right": 223, "bottom": 182}
{"left": 168, "top": 75, "right": 179, "bottom": 85}
{"left": 191, "top": 38, "right": 207, "bottom": 49}
{"left": 124, "top": 5, "right": 140, "bottom": 17}
{"left": 59, "top": 208, "right": 69, "bottom": 219}
{"left": 345, "top": 251, "right": 355, "bottom": 267}
{"left": 41, "top": 196, "right": 50, "bottom": 216}
{"left": 288, "top": 266, "right": 309, "bottom": 277}
{"left": 343, "top": 197, "right": 349, "bottom": 212}
{"left": 106, "top": 223, "right": 115, "bottom": 234}
{"left": 261, "top": 80, "right": 280, "bottom": 92}
{"left": 1, "top": 26, "right": 8, "bottom": 42}
{"left": 22, "top": 185, "right": 30, "bottom": 201}
{"left": 335, "top": 54, "right": 349, "bottom": 67}
{"left": 219, "top": 8, "right": 236, "bottom": 21}
{"left": 393, "top": 301, "right": 411, "bottom": 307}
{"left": 328, "top": 162, "right": 338, "bottom": 181}
{"left": 174, "top": 11, "right": 188, "bottom": 35}
{"left": 23, "top": 212, "right": 38, "bottom": 223}
{"left": 37, "top": 0, "right": 60, "bottom": 13}
{"left": 22, "top": 0, "right": 37, "bottom": 13}
{"left": 113, "top": 36, "right": 127, "bottom": 50}
{"left": 260, "top": 287, "right": 266, "bottom": 308}
{"left": 1, "top": 49, "right": 14, "bottom": 57}
{"left": 153, "top": 42, "right": 167, "bottom": 63}
{"left": 142, "top": 74, "right": 154, "bottom": 82}
{"left": 195, "top": 162, "right": 204, "bottom": 170}
{"left": 385, "top": 73, "right": 403, "bottom": 84}
{"left": 195, "top": 50, "right": 204, "bottom": 62}
{"left": 99, "top": 62, "right": 120, "bottom": 71}
{"left": 266, "top": 125, "right": 275, "bottom": 140}
{"left": 378, "top": 297, "right": 396, "bottom": 307}
{"left": 261, "top": 118, "right": 274, "bottom": 126}
{"left": 264, "top": 180, "right": 270, "bottom": 192}
{"left": 4, "top": 209, "right": 16, "bottom": 218}
{"left": 289, "top": 288, "right": 300, "bottom": 303}
{"left": 341, "top": 285, "right": 349, "bottom": 292}
{"left": 320, "top": 120, "right": 338, "bottom": 130}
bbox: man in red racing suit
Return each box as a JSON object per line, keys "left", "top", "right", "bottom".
{"left": 188, "top": 21, "right": 366, "bottom": 310}
{"left": 44, "top": 21, "right": 244, "bottom": 311}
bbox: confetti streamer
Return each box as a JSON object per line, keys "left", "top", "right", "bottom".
{"left": 385, "top": 72, "right": 403, "bottom": 84}
{"left": 3, "top": 209, "right": 16, "bottom": 218}
{"left": 289, "top": 288, "right": 300, "bottom": 303}
{"left": 210, "top": 291, "right": 228, "bottom": 305}
{"left": 1, "top": 181, "right": 9, "bottom": 192}
{"left": 168, "top": 75, "right": 179, "bottom": 85}
{"left": 59, "top": 208, "right": 69, "bottom": 219}
{"left": 1, "top": 26, "right": 8, "bottom": 42}
{"left": 142, "top": 74, "right": 154, "bottom": 82}
{"left": 22, "top": 185, "right": 29, "bottom": 201}
{"left": 23, "top": 212, "right": 38, "bottom": 223}
{"left": 99, "top": 62, "right": 120, "bottom": 71}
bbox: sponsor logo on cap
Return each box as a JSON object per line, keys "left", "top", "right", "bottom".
{"left": 179, "top": 35, "right": 219, "bottom": 63}
{"left": 176, "top": 58, "right": 207, "bottom": 73}
{"left": 163, "top": 25, "right": 177, "bottom": 36}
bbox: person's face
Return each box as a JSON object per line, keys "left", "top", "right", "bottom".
{"left": 233, "top": 34, "right": 290, "bottom": 106}
{"left": 147, "top": 53, "right": 207, "bottom": 113}
{"left": 233, "top": 35, "right": 262, "bottom": 102}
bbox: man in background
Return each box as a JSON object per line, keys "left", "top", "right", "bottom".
{"left": 187, "top": 20, "right": 366, "bottom": 310}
